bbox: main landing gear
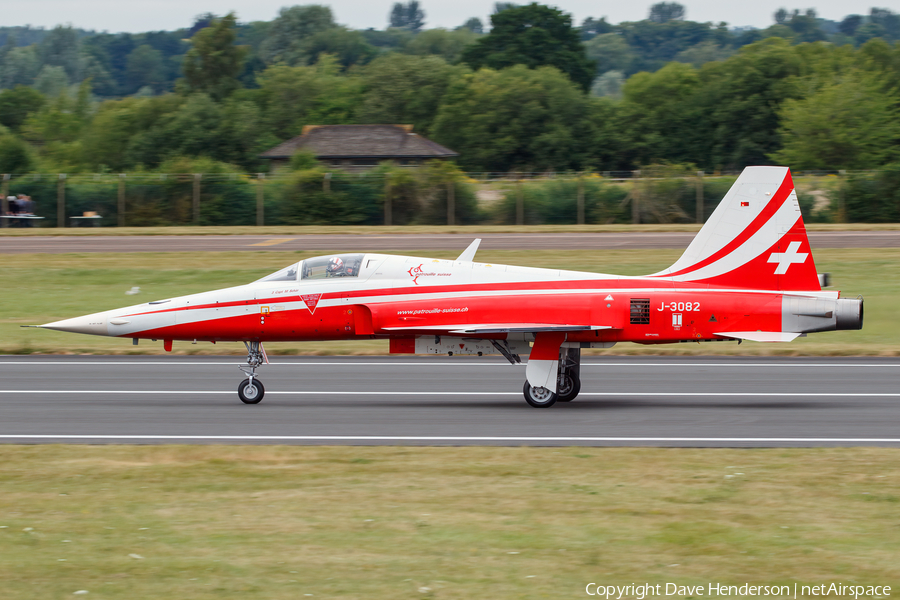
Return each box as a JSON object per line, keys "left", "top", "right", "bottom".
{"left": 238, "top": 341, "right": 266, "bottom": 404}
{"left": 523, "top": 347, "right": 581, "bottom": 408}
{"left": 556, "top": 348, "right": 581, "bottom": 403}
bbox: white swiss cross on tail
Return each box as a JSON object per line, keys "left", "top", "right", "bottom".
{"left": 767, "top": 241, "right": 808, "bottom": 274}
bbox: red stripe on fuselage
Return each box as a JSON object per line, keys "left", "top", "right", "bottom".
{"left": 120, "top": 277, "right": 794, "bottom": 323}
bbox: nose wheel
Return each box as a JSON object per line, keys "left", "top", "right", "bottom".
{"left": 238, "top": 341, "right": 267, "bottom": 404}
{"left": 238, "top": 378, "right": 265, "bottom": 404}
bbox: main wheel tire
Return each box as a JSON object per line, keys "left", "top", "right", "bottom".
{"left": 238, "top": 378, "right": 265, "bottom": 404}
{"left": 556, "top": 375, "right": 581, "bottom": 402}
{"left": 523, "top": 381, "right": 557, "bottom": 408}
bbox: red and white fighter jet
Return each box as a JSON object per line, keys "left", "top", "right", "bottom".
{"left": 39, "top": 167, "right": 863, "bottom": 407}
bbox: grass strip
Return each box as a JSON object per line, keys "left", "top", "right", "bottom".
{"left": 0, "top": 446, "right": 897, "bottom": 599}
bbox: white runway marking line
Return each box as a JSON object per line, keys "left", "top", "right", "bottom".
{"left": 0, "top": 434, "right": 899, "bottom": 443}
{"left": 1, "top": 391, "right": 899, "bottom": 397}
{"left": 3, "top": 361, "right": 900, "bottom": 368}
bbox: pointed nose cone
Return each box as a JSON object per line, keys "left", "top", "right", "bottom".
{"left": 42, "top": 313, "right": 109, "bottom": 336}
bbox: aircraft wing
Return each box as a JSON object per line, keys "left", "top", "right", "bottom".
{"left": 383, "top": 324, "right": 615, "bottom": 334}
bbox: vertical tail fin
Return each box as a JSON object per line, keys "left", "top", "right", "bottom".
{"left": 652, "top": 166, "right": 820, "bottom": 291}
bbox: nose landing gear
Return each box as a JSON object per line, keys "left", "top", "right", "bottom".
{"left": 238, "top": 341, "right": 267, "bottom": 404}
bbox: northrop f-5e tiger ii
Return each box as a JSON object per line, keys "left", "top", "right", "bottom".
{"left": 37, "top": 167, "right": 863, "bottom": 407}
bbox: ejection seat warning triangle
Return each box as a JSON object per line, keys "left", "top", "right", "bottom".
{"left": 709, "top": 315, "right": 717, "bottom": 322}
{"left": 604, "top": 295, "right": 614, "bottom": 301}
{"left": 301, "top": 293, "right": 322, "bottom": 315}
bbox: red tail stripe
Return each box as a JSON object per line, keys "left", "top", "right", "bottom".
{"left": 657, "top": 171, "right": 795, "bottom": 278}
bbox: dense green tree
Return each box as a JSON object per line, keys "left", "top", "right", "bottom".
{"left": 585, "top": 33, "right": 636, "bottom": 74}
{"left": 433, "top": 65, "right": 594, "bottom": 172}
{"left": 126, "top": 45, "right": 165, "bottom": 94}
{"left": 259, "top": 5, "right": 337, "bottom": 65}
{"left": 617, "top": 19, "right": 730, "bottom": 73}
{"left": 182, "top": 12, "right": 248, "bottom": 101}
{"left": 649, "top": 2, "right": 685, "bottom": 23}
{"left": 358, "top": 54, "right": 467, "bottom": 135}
{"left": 38, "top": 25, "right": 81, "bottom": 81}
{"left": 461, "top": 3, "right": 595, "bottom": 92}
{"left": 785, "top": 9, "right": 828, "bottom": 42}
{"left": 696, "top": 38, "right": 804, "bottom": 169}
{"left": 839, "top": 15, "right": 863, "bottom": 37}
{"left": 0, "top": 132, "right": 35, "bottom": 173}
{"left": 772, "top": 75, "right": 899, "bottom": 170}
{"left": 870, "top": 8, "right": 900, "bottom": 39}
{"left": 0, "top": 46, "right": 40, "bottom": 87}
{"left": 579, "top": 17, "right": 614, "bottom": 40}
{"left": 459, "top": 18, "right": 484, "bottom": 34}
{"left": 256, "top": 56, "right": 363, "bottom": 141}
{"left": 302, "top": 28, "right": 377, "bottom": 69}
{"left": 33, "top": 65, "right": 69, "bottom": 98}
{"left": 590, "top": 70, "right": 625, "bottom": 98}
{"left": 404, "top": 28, "right": 479, "bottom": 63}
{"left": 0, "top": 85, "right": 46, "bottom": 131}
{"left": 616, "top": 61, "right": 703, "bottom": 166}
{"left": 674, "top": 40, "right": 733, "bottom": 66}
{"left": 389, "top": 1, "right": 426, "bottom": 32}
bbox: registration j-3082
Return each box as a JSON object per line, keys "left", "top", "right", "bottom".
{"left": 657, "top": 301, "right": 700, "bottom": 312}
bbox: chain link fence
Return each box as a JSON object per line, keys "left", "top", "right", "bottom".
{"left": 0, "top": 169, "right": 880, "bottom": 228}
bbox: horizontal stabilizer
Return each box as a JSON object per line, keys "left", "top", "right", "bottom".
{"left": 715, "top": 331, "right": 802, "bottom": 343}
{"left": 383, "top": 323, "right": 614, "bottom": 334}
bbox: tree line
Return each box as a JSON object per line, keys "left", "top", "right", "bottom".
{"left": 1, "top": 3, "right": 900, "bottom": 176}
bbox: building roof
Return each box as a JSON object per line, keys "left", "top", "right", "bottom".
{"left": 259, "top": 124, "right": 458, "bottom": 160}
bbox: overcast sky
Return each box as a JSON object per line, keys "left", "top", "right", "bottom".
{"left": 6, "top": 0, "right": 900, "bottom": 33}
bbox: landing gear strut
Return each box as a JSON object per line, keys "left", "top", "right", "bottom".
{"left": 556, "top": 348, "right": 581, "bottom": 403}
{"left": 238, "top": 341, "right": 266, "bottom": 404}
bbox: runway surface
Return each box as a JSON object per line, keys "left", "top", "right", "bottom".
{"left": 2, "top": 355, "right": 899, "bottom": 447}
{"left": 2, "top": 231, "right": 899, "bottom": 254}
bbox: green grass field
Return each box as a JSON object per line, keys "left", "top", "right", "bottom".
{"left": 1, "top": 248, "right": 895, "bottom": 356}
{"left": 0, "top": 446, "right": 897, "bottom": 599}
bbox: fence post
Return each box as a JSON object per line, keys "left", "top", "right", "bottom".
{"left": 696, "top": 170, "right": 704, "bottom": 224}
{"left": 632, "top": 170, "right": 641, "bottom": 224}
{"left": 1, "top": 174, "right": 8, "bottom": 228}
{"left": 118, "top": 174, "right": 126, "bottom": 227}
{"left": 256, "top": 173, "right": 265, "bottom": 226}
{"left": 193, "top": 173, "right": 201, "bottom": 225}
{"left": 384, "top": 173, "right": 392, "bottom": 226}
{"left": 838, "top": 169, "right": 847, "bottom": 222}
{"left": 447, "top": 180, "right": 455, "bottom": 226}
{"left": 576, "top": 174, "right": 585, "bottom": 225}
{"left": 516, "top": 178, "right": 524, "bottom": 225}
{"left": 57, "top": 173, "right": 66, "bottom": 228}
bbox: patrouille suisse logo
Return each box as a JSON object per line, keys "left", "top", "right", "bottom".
{"left": 408, "top": 264, "right": 424, "bottom": 285}
{"left": 300, "top": 293, "right": 322, "bottom": 314}
{"left": 406, "top": 263, "right": 452, "bottom": 285}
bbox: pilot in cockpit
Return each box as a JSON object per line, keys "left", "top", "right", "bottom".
{"left": 326, "top": 256, "right": 354, "bottom": 277}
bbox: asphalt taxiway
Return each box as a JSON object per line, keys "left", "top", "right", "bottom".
{"left": 1, "top": 355, "right": 899, "bottom": 447}
{"left": 2, "top": 231, "right": 900, "bottom": 254}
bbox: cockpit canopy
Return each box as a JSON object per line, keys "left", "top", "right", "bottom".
{"left": 254, "top": 254, "right": 365, "bottom": 283}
